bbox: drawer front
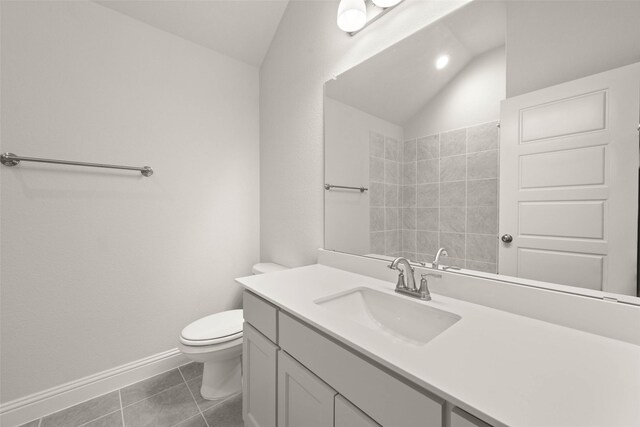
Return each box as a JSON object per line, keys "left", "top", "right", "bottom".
{"left": 278, "top": 312, "right": 443, "bottom": 427}
{"left": 451, "top": 407, "right": 493, "bottom": 427}
{"left": 335, "top": 395, "right": 380, "bottom": 427}
{"left": 243, "top": 291, "right": 278, "bottom": 343}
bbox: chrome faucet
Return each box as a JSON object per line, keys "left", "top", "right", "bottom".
{"left": 433, "top": 248, "right": 449, "bottom": 270}
{"left": 388, "top": 257, "right": 432, "bottom": 300}
{"left": 388, "top": 257, "right": 416, "bottom": 291}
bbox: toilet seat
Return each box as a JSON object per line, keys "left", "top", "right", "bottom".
{"left": 180, "top": 309, "right": 243, "bottom": 346}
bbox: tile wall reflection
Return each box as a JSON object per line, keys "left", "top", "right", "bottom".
{"left": 369, "top": 131, "right": 402, "bottom": 257}
{"left": 400, "top": 121, "right": 500, "bottom": 273}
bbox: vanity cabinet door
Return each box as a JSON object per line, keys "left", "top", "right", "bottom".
{"left": 450, "top": 407, "right": 493, "bottom": 427}
{"left": 243, "top": 323, "right": 278, "bottom": 427}
{"left": 278, "top": 351, "right": 337, "bottom": 427}
{"left": 335, "top": 395, "right": 380, "bottom": 427}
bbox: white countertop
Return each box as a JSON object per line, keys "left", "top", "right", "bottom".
{"left": 237, "top": 264, "right": 640, "bottom": 427}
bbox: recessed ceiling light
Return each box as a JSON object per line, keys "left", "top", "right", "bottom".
{"left": 436, "top": 55, "right": 450, "bottom": 70}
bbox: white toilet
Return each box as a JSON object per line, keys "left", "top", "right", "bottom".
{"left": 178, "top": 262, "right": 287, "bottom": 401}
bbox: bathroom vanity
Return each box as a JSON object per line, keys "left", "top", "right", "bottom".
{"left": 239, "top": 1, "right": 640, "bottom": 425}
{"left": 237, "top": 254, "right": 640, "bottom": 427}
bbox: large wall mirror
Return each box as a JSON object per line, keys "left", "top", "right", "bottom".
{"left": 324, "top": 0, "right": 640, "bottom": 300}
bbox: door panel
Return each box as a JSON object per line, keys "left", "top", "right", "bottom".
{"left": 517, "top": 249, "right": 605, "bottom": 290}
{"left": 519, "top": 201, "right": 604, "bottom": 239}
{"left": 519, "top": 146, "right": 605, "bottom": 188}
{"left": 277, "top": 351, "right": 336, "bottom": 427}
{"left": 520, "top": 90, "right": 607, "bottom": 142}
{"left": 243, "top": 323, "right": 278, "bottom": 427}
{"left": 499, "top": 62, "right": 640, "bottom": 295}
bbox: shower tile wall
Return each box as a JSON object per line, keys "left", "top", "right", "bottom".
{"left": 369, "top": 131, "right": 402, "bottom": 257}
{"left": 401, "top": 122, "right": 499, "bottom": 273}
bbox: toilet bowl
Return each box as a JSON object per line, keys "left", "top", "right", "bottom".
{"left": 178, "top": 262, "right": 287, "bottom": 401}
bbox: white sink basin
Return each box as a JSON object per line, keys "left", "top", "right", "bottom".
{"left": 315, "top": 287, "right": 461, "bottom": 345}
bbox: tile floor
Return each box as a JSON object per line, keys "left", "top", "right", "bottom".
{"left": 18, "top": 362, "right": 243, "bottom": 427}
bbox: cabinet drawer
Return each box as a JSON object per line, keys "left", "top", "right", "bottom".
{"left": 243, "top": 291, "right": 278, "bottom": 343}
{"left": 451, "top": 407, "right": 493, "bottom": 427}
{"left": 335, "top": 395, "right": 380, "bottom": 427}
{"left": 279, "top": 312, "right": 443, "bottom": 427}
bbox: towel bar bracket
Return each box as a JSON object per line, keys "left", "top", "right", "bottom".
{"left": 0, "top": 153, "right": 20, "bottom": 167}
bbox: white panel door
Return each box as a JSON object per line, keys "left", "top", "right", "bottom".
{"left": 243, "top": 323, "right": 278, "bottom": 427}
{"left": 278, "top": 351, "right": 336, "bottom": 427}
{"left": 499, "top": 62, "right": 640, "bottom": 295}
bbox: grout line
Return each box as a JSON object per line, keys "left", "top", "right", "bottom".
{"left": 34, "top": 391, "right": 118, "bottom": 425}
{"left": 76, "top": 409, "right": 122, "bottom": 427}
{"left": 465, "top": 127, "right": 469, "bottom": 269}
{"left": 178, "top": 369, "right": 210, "bottom": 427}
{"left": 441, "top": 146, "right": 499, "bottom": 159}
{"left": 168, "top": 414, "right": 208, "bottom": 427}
{"left": 437, "top": 132, "right": 441, "bottom": 253}
{"left": 119, "top": 390, "right": 126, "bottom": 427}
{"left": 122, "top": 381, "right": 186, "bottom": 409}
{"left": 37, "top": 418, "right": 42, "bottom": 427}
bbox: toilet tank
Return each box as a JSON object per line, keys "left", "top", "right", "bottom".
{"left": 252, "top": 262, "right": 288, "bottom": 275}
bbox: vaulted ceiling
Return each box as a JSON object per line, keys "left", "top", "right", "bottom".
{"left": 325, "top": 1, "right": 506, "bottom": 125}
{"left": 96, "top": 0, "right": 290, "bottom": 66}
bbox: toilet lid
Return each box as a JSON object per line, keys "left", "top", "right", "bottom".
{"left": 180, "top": 309, "right": 243, "bottom": 346}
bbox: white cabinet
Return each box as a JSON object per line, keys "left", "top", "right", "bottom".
{"left": 278, "top": 311, "right": 444, "bottom": 427}
{"left": 243, "top": 323, "right": 278, "bottom": 427}
{"left": 242, "top": 291, "right": 494, "bottom": 427}
{"left": 278, "top": 351, "right": 337, "bottom": 427}
{"left": 335, "top": 395, "right": 380, "bottom": 427}
{"left": 244, "top": 290, "right": 279, "bottom": 342}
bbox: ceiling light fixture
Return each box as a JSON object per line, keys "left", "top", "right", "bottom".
{"left": 371, "top": 0, "right": 402, "bottom": 7}
{"left": 337, "top": 0, "right": 367, "bottom": 33}
{"left": 436, "top": 55, "right": 450, "bottom": 70}
{"left": 337, "top": 0, "right": 405, "bottom": 36}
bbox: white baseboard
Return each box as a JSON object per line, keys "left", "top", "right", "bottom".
{"left": 0, "top": 348, "right": 189, "bottom": 427}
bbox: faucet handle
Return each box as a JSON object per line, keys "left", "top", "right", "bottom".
{"left": 418, "top": 274, "right": 432, "bottom": 300}
{"left": 419, "top": 274, "right": 428, "bottom": 289}
{"left": 395, "top": 271, "right": 407, "bottom": 290}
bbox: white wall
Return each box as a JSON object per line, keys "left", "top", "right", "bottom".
{"left": 260, "top": 0, "right": 470, "bottom": 267}
{"left": 404, "top": 47, "right": 505, "bottom": 139}
{"left": 506, "top": 0, "right": 640, "bottom": 97}
{"left": 0, "top": 1, "right": 259, "bottom": 403}
{"left": 324, "top": 97, "right": 403, "bottom": 255}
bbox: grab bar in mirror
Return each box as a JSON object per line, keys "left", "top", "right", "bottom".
{"left": 324, "top": 183, "right": 368, "bottom": 193}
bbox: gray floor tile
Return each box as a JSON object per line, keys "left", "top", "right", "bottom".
{"left": 178, "top": 363, "right": 204, "bottom": 382}
{"left": 186, "top": 376, "right": 219, "bottom": 412}
{"left": 17, "top": 421, "right": 40, "bottom": 427}
{"left": 121, "top": 369, "right": 184, "bottom": 407}
{"left": 122, "top": 383, "right": 199, "bottom": 427}
{"left": 174, "top": 414, "right": 208, "bottom": 427}
{"left": 202, "top": 393, "right": 242, "bottom": 427}
{"left": 41, "top": 391, "right": 120, "bottom": 427}
{"left": 81, "top": 411, "right": 123, "bottom": 427}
